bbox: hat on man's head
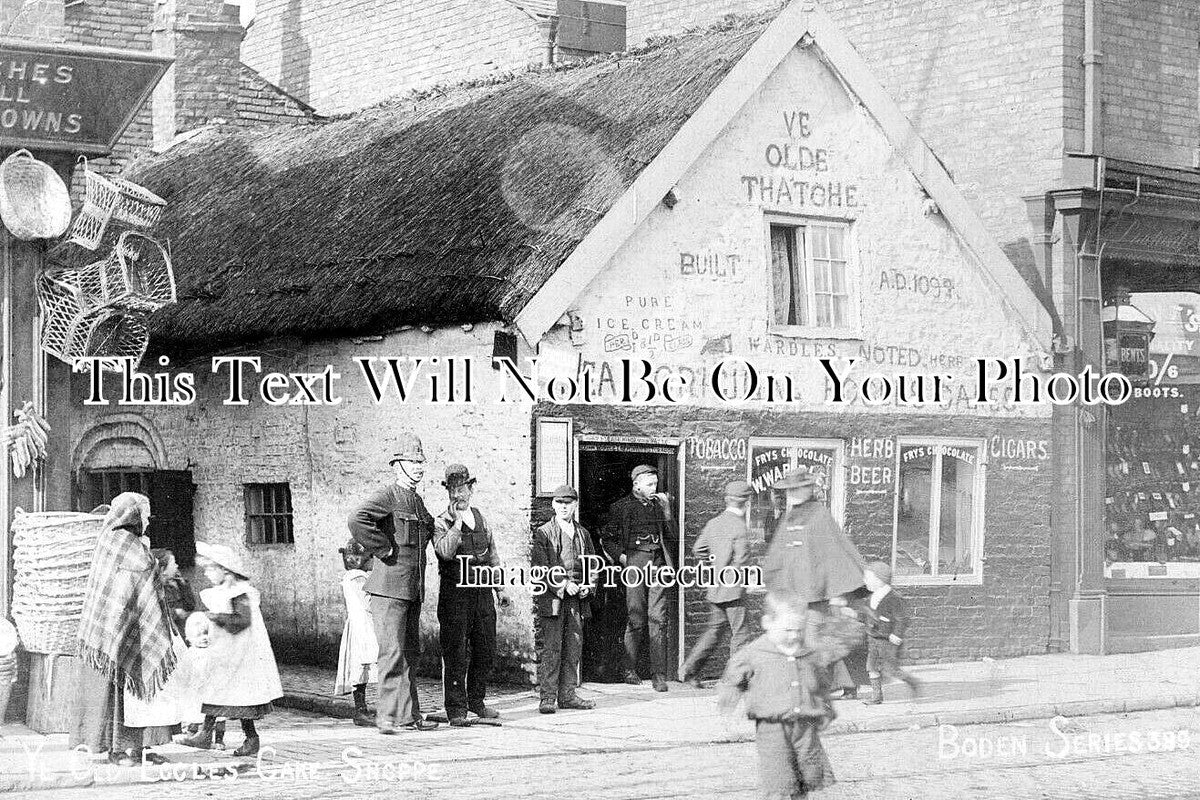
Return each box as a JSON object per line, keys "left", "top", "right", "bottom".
{"left": 442, "top": 464, "right": 476, "bottom": 488}
{"left": 631, "top": 464, "right": 658, "bottom": 481}
{"left": 389, "top": 432, "right": 426, "bottom": 464}
{"left": 551, "top": 484, "right": 579, "bottom": 500}
{"left": 865, "top": 561, "right": 893, "bottom": 585}
{"left": 195, "top": 541, "right": 249, "bottom": 580}
{"left": 724, "top": 480, "right": 753, "bottom": 500}
{"left": 774, "top": 466, "right": 819, "bottom": 490}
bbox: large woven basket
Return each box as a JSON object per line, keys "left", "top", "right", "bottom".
{"left": 10, "top": 509, "right": 105, "bottom": 655}
{"left": 0, "top": 150, "right": 72, "bottom": 241}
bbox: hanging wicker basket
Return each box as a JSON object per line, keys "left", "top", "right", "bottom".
{"left": 0, "top": 150, "right": 72, "bottom": 241}
{"left": 36, "top": 270, "right": 150, "bottom": 371}
{"left": 73, "top": 231, "right": 176, "bottom": 312}
{"left": 65, "top": 165, "right": 120, "bottom": 250}
{"left": 10, "top": 509, "right": 106, "bottom": 655}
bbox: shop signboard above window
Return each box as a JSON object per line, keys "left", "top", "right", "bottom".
{"left": 0, "top": 40, "right": 170, "bottom": 155}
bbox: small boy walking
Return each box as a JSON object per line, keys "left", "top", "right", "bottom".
{"left": 719, "top": 592, "right": 862, "bottom": 799}
{"left": 859, "top": 561, "right": 922, "bottom": 704}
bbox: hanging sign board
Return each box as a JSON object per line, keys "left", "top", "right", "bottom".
{"left": 0, "top": 39, "right": 170, "bottom": 156}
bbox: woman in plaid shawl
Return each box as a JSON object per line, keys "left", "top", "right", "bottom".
{"left": 69, "top": 492, "right": 179, "bottom": 766}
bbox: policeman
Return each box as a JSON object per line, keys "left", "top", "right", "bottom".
{"left": 602, "top": 464, "right": 678, "bottom": 692}
{"left": 432, "top": 464, "right": 506, "bottom": 726}
{"left": 347, "top": 433, "right": 439, "bottom": 734}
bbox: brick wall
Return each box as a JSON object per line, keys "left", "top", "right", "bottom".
{"left": 237, "top": 65, "right": 316, "bottom": 126}
{"left": 64, "top": 325, "right": 538, "bottom": 680}
{"left": 1099, "top": 0, "right": 1200, "bottom": 168}
{"left": 240, "top": 0, "right": 547, "bottom": 114}
{"left": 540, "top": 405, "right": 1052, "bottom": 672}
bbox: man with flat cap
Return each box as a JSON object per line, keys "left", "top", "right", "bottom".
{"left": 347, "top": 433, "right": 439, "bottom": 734}
{"left": 531, "top": 484, "right": 599, "bottom": 714}
{"left": 602, "top": 464, "right": 678, "bottom": 692}
{"left": 762, "top": 466, "right": 865, "bottom": 603}
{"left": 432, "top": 464, "right": 506, "bottom": 726}
{"left": 680, "top": 479, "right": 754, "bottom": 687}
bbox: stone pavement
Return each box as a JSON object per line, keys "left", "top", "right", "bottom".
{"left": 3, "top": 646, "right": 1199, "bottom": 793}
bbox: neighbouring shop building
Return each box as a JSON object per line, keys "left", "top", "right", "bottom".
{"left": 52, "top": 4, "right": 1060, "bottom": 681}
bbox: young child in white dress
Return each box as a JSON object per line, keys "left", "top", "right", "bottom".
{"left": 177, "top": 542, "right": 282, "bottom": 757}
{"left": 176, "top": 613, "right": 225, "bottom": 749}
{"left": 335, "top": 540, "right": 378, "bottom": 727}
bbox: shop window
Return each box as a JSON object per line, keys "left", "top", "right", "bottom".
{"left": 79, "top": 469, "right": 197, "bottom": 567}
{"left": 244, "top": 483, "right": 294, "bottom": 545}
{"left": 746, "top": 438, "right": 846, "bottom": 549}
{"left": 892, "top": 439, "right": 984, "bottom": 583}
{"left": 767, "top": 220, "right": 857, "bottom": 335}
{"left": 1104, "top": 291, "right": 1200, "bottom": 577}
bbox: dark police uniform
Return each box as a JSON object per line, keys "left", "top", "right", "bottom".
{"left": 347, "top": 482, "right": 435, "bottom": 728}
{"left": 602, "top": 493, "right": 678, "bottom": 680}
{"left": 433, "top": 506, "right": 500, "bottom": 719}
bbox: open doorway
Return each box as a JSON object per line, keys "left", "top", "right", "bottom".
{"left": 577, "top": 441, "right": 682, "bottom": 682}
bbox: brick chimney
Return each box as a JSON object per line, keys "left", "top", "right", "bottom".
{"left": 152, "top": 0, "right": 244, "bottom": 149}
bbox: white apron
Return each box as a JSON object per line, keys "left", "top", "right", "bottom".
{"left": 335, "top": 570, "right": 379, "bottom": 694}
{"left": 122, "top": 633, "right": 186, "bottom": 728}
{"left": 193, "top": 583, "right": 283, "bottom": 707}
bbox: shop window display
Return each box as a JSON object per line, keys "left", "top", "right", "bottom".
{"left": 1103, "top": 291, "right": 1200, "bottom": 579}
{"left": 891, "top": 439, "right": 984, "bottom": 582}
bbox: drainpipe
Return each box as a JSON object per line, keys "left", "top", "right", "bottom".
{"left": 541, "top": 15, "right": 558, "bottom": 66}
{"left": 1082, "top": 0, "right": 1103, "bottom": 154}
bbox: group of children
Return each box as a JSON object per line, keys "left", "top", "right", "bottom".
{"left": 138, "top": 541, "right": 283, "bottom": 759}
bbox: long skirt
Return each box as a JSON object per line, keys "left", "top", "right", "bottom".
{"left": 69, "top": 661, "right": 176, "bottom": 755}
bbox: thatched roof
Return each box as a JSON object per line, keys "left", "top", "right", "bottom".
{"left": 115, "top": 13, "right": 773, "bottom": 355}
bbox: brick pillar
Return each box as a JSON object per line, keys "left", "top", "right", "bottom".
{"left": 152, "top": 0, "right": 243, "bottom": 148}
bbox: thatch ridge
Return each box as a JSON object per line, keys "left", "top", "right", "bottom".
{"left": 117, "top": 8, "right": 785, "bottom": 356}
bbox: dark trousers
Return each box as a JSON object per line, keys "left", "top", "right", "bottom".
{"left": 755, "top": 719, "right": 836, "bottom": 799}
{"left": 535, "top": 596, "right": 584, "bottom": 702}
{"left": 866, "top": 637, "right": 914, "bottom": 682}
{"left": 370, "top": 594, "right": 423, "bottom": 725}
{"left": 681, "top": 599, "right": 747, "bottom": 679}
{"left": 623, "top": 549, "right": 668, "bottom": 676}
{"left": 437, "top": 585, "right": 496, "bottom": 716}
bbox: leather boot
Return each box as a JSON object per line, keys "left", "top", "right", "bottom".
{"left": 178, "top": 717, "right": 215, "bottom": 749}
{"left": 862, "top": 677, "right": 883, "bottom": 705}
{"left": 352, "top": 686, "right": 374, "bottom": 727}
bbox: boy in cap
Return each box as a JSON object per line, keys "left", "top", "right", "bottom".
{"left": 531, "top": 484, "right": 599, "bottom": 713}
{"left": 681, "top": 479, "right": 753, "bottom": 687}
{"left": 719, "top": 592, "right": 862, "bottom": 799}
{"left": 601, "top": 464, "right": 678, "bottom": 692}
{"left": 347, "top": 433, "right": 439, "bottom": 733}
{"left": 857, "top": 561, "right": 921, "bottom": 704}
{"left": 432, "top": 464, "right": 507, "bottom": 725}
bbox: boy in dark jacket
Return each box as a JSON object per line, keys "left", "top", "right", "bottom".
{"left": 858, "top": 561, "right": 922, "bottom": 704}
{"left": 718, "top": 592, "right": 862, "bottom": 799}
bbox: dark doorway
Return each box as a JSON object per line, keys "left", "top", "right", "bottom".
{"left": 578, "top": 442, "right": 681, "bottom": 682}
{"left": 77, "top": 469, "right": 197, "bottom": 568}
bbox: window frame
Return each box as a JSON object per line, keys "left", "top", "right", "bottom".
{"left": 763, "top": 214, "right": 861, "bottom": 339}
{"left": 890, "top": 436, "right": 987, "bottom": 586}
{"left": 745, "top": 436, "right": 847, "bottom": 527}
{"left": 243, "top": 482, "right": 295, "bottom": 547}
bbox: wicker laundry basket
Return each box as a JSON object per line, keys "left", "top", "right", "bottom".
{"left": 10, "top": 509, "right": 106, "bottom": 655}
{"left": 0, "top": 150, "right": 72, "bottom": 241}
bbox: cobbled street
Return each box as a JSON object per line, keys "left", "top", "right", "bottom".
{"left": 17, "top": 707, "right": 1200, "bottom": 800}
